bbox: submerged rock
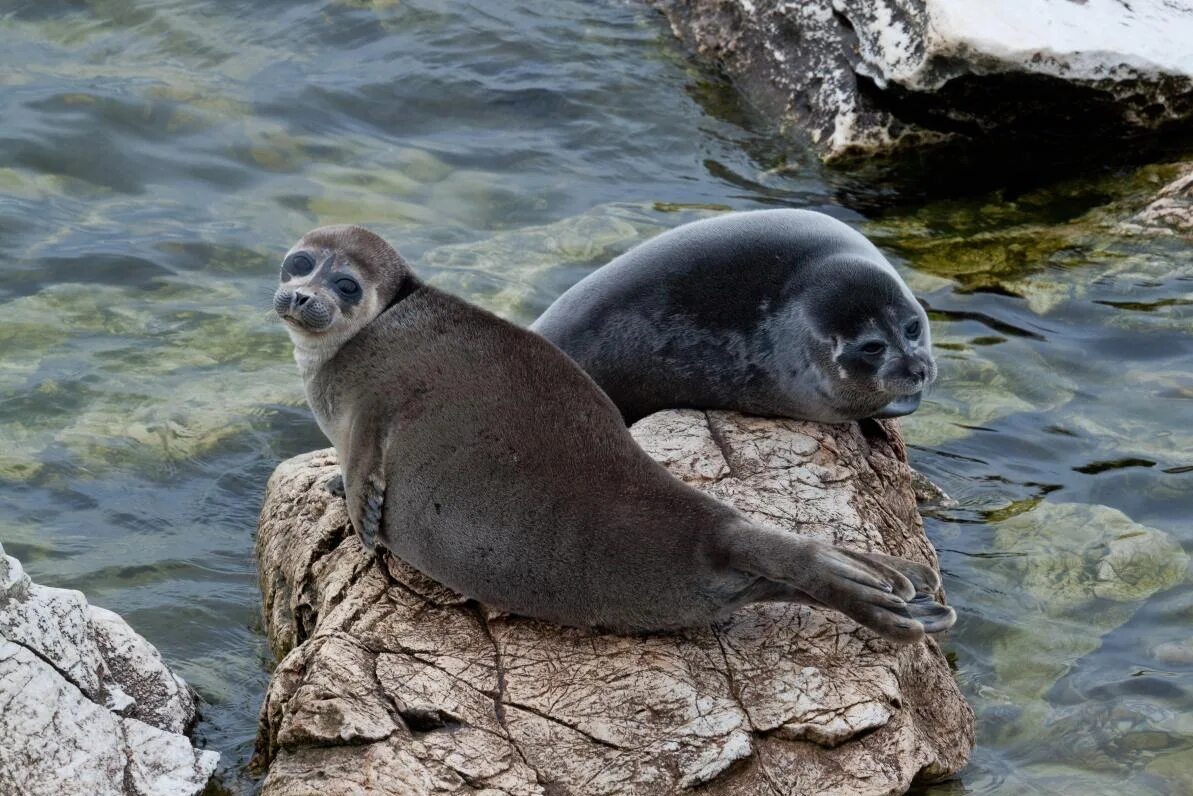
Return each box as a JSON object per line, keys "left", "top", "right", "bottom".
{"left": 981, "top": 501, "right": 1189, "bottom": 706}
{"left": 0, "top": 541, "right": 217, "bottom": 796}
{"left": 253, "top": 410, "right": 973, "bottom": 795}
{"left": 996, "top": 501, "right": 1189, "bottom": 611}
{"left": 650, "top": 0, "right": 1193, "bottom": 160}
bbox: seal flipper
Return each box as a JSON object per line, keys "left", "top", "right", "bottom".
{"left": 870, "top": 391, "right": 922, "bottom": 419}
{"left": 726, "top": 527, "right": 955, "bottom": 643}
{"left": 326, "top": 472, "right": 346, "bottom": 498}
{"left": 858, "top": 550, "right": 941, "bottom": 597}
{"left": 344, "top": 472, "right": 385, "bottom": 553}
{"left": 341, "top": 426, "right": 387, "bottom": 554}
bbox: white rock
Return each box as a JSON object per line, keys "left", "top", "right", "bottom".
{"left": 89, "top": 605, "right": 198, "bottom": 735}
{"left": 0, "top": 540, "right": 217, "bottom": 795}
{"left": 0, "top": 548, "right": 31, "bottom": 599}
{"left": 842, "top": 0, "right": 1193, "bottom": 88}
{"left": 652, "top": 0, "right": 1193, "bottom": 159}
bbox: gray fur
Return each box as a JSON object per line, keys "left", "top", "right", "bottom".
{"left": 274, "top": 225, "right": 955, "bottom": 643}
{"left": 532, "top": 209, "right": 936, "bottom": 424}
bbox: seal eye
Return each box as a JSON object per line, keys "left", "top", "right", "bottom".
{"left": 335, "top": 277, "right": 360, "bottom": 296}
{"left": 905, "top": 320, "right": 921, "bottom": 339}
{"left": 860, "top": 341, "right": 887, "bottom": 356}
{"left": 285, "top": 253, "right": 314, "bottom": 276}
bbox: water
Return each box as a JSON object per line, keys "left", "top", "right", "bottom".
{"left": 1, "top": 2, "right": 1190, "bottom": 794}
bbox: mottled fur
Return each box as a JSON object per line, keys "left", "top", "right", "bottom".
{"left": 532, "top": 209, "right": 936, "bottom": 424}
{"left": 274, "top": 225, "right": 955, "bottom": 643}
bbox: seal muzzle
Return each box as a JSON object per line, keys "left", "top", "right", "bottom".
{"left": 274, "top": 287, "right": 334, "bottom": 332}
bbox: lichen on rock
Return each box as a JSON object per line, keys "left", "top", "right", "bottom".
{"left": 253, "top": 410, "right": 973, "bottom": 795}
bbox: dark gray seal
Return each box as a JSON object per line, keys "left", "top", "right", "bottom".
{"left": 532, "top": 209, "right": 936, "bottom": 424}
{"left": 273, "top": 225, "right": 954, "bottom": 643}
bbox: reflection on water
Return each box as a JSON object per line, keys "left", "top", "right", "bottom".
{"left": 0, "top": 2, "right": 1190, "bottom": 794}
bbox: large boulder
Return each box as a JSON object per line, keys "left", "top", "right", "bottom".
{"left": 253, "top": 410, "right": 973, "bottom": 795}
{"left": 0, "top": 542, "right": 217, "bottom": 796}
{"left": 650, "top": 0, "right": 1193, "bottom": 160}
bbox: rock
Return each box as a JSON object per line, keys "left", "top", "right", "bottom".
{"left": 909, "top": 468, "right": 957, "bottom": 511}
{"left": 977, "top": 501, "right": 1189, "bottom": 706}
{"left": 253, "top": 410, "right": 973, "bottom": 795}
{"left": 1152, "top": 638, "right": 1193, "bottom": 667}
{"left": 0, "top": 541, "right": 217, "bottom": 796}
{"left": 649, "top": 0, "right": 1193, "bottom": 161}
{"left": 1126, "top": 165, "right": 1193, "bottom": 236}
{"left": 994, "top": 501, "right": 1189, "bottom": 611}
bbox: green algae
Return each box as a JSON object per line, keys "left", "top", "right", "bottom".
{"left": 0, "top": 280, "right": 302, "bottom": 481}
{"left": 868, "top": 161, "right": 1191, "bottom": 305}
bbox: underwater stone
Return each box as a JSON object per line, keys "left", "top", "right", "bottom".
{"left": 980, "top": 500, "right": 1189, "bottom": 709}
{"left": 1127, "top": 165, "right": 1193, "bottom": 236}
{"left": 995, "top": 501, "right": 1188, "bottom": 611}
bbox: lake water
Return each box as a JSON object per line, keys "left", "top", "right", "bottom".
{"left": 2, "top": 2, "right": 1191, "bottom": 794}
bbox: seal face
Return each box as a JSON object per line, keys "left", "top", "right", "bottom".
{"left": 273, "top": 225, "right": 416, "bottom": 375}
{"left": 532, "top": 209, "right": 936, "bottom": 424}
{"left": 273, "top": 225, "right": 956, "bottom": 644}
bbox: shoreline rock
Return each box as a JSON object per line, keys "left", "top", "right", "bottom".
{"left": 253, "top": 410, "right": 974, "bottom": 795}
{"left": 1124, "top": 164, "right": 1193, "bottom": 236}
{"left": 0, "top": 542, "right": 217, "bottom": 796}
{"left": 650, "top": 0, "right": 1193, "bottom": 161}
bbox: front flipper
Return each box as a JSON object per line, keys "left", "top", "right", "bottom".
{"left": 346, "top": 473, "right": 385, "bottom": 553}
{"left": 325, "top": 472, "right": 346, "bottom": 498}
{"left": 870, "top": 391, "right": 922, "bottom": 419}
{"left": 860, "top": 550, "right": 941, "bottom": 597}
{"left": 341, "top": 425, "right": 387, "bottom": 554}
{"left": 803, "top": 545, "right": 956, "bottom": 642}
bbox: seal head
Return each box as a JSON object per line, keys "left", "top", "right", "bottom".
{"left": 273, "top": 224, "right": 418, "bottom": 373}
{"left": 797, "top": 257, "right": 936, "bottom": 421}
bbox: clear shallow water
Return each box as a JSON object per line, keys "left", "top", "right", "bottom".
{"left": 0, "top": 2, "right": 1190, "bottom": 794}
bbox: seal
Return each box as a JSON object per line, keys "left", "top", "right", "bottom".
{"left": 273, "top": 224, "right": 954, "bottom": 643}
{"left": 532, "top": 209, "right": 936, "bottom": 424}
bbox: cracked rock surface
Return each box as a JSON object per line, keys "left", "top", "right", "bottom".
{"left": 0, "top": 541, "right": 217, "bottom": 796}
{"left": 254, "top": 410, "right": 972, "bottom": 795}
{"left": 649, "top": 0, "right": 1193, "bottom": 160}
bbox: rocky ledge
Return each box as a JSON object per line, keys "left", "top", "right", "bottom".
{"left": 252, "top": 410, "right": 973, "bottom": 795}
{"left": 0, "top": 542, "right": 217, "bottom": 796}
{"left": 651, "top": 0, "right": 1193, "bottom": 160}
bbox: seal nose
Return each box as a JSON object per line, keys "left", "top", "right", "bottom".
{"left": 293, "top": 290, "right": 312, "bottom": 308}
{"left": 908, "top": 361, "right": 927, "bottom": 382}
